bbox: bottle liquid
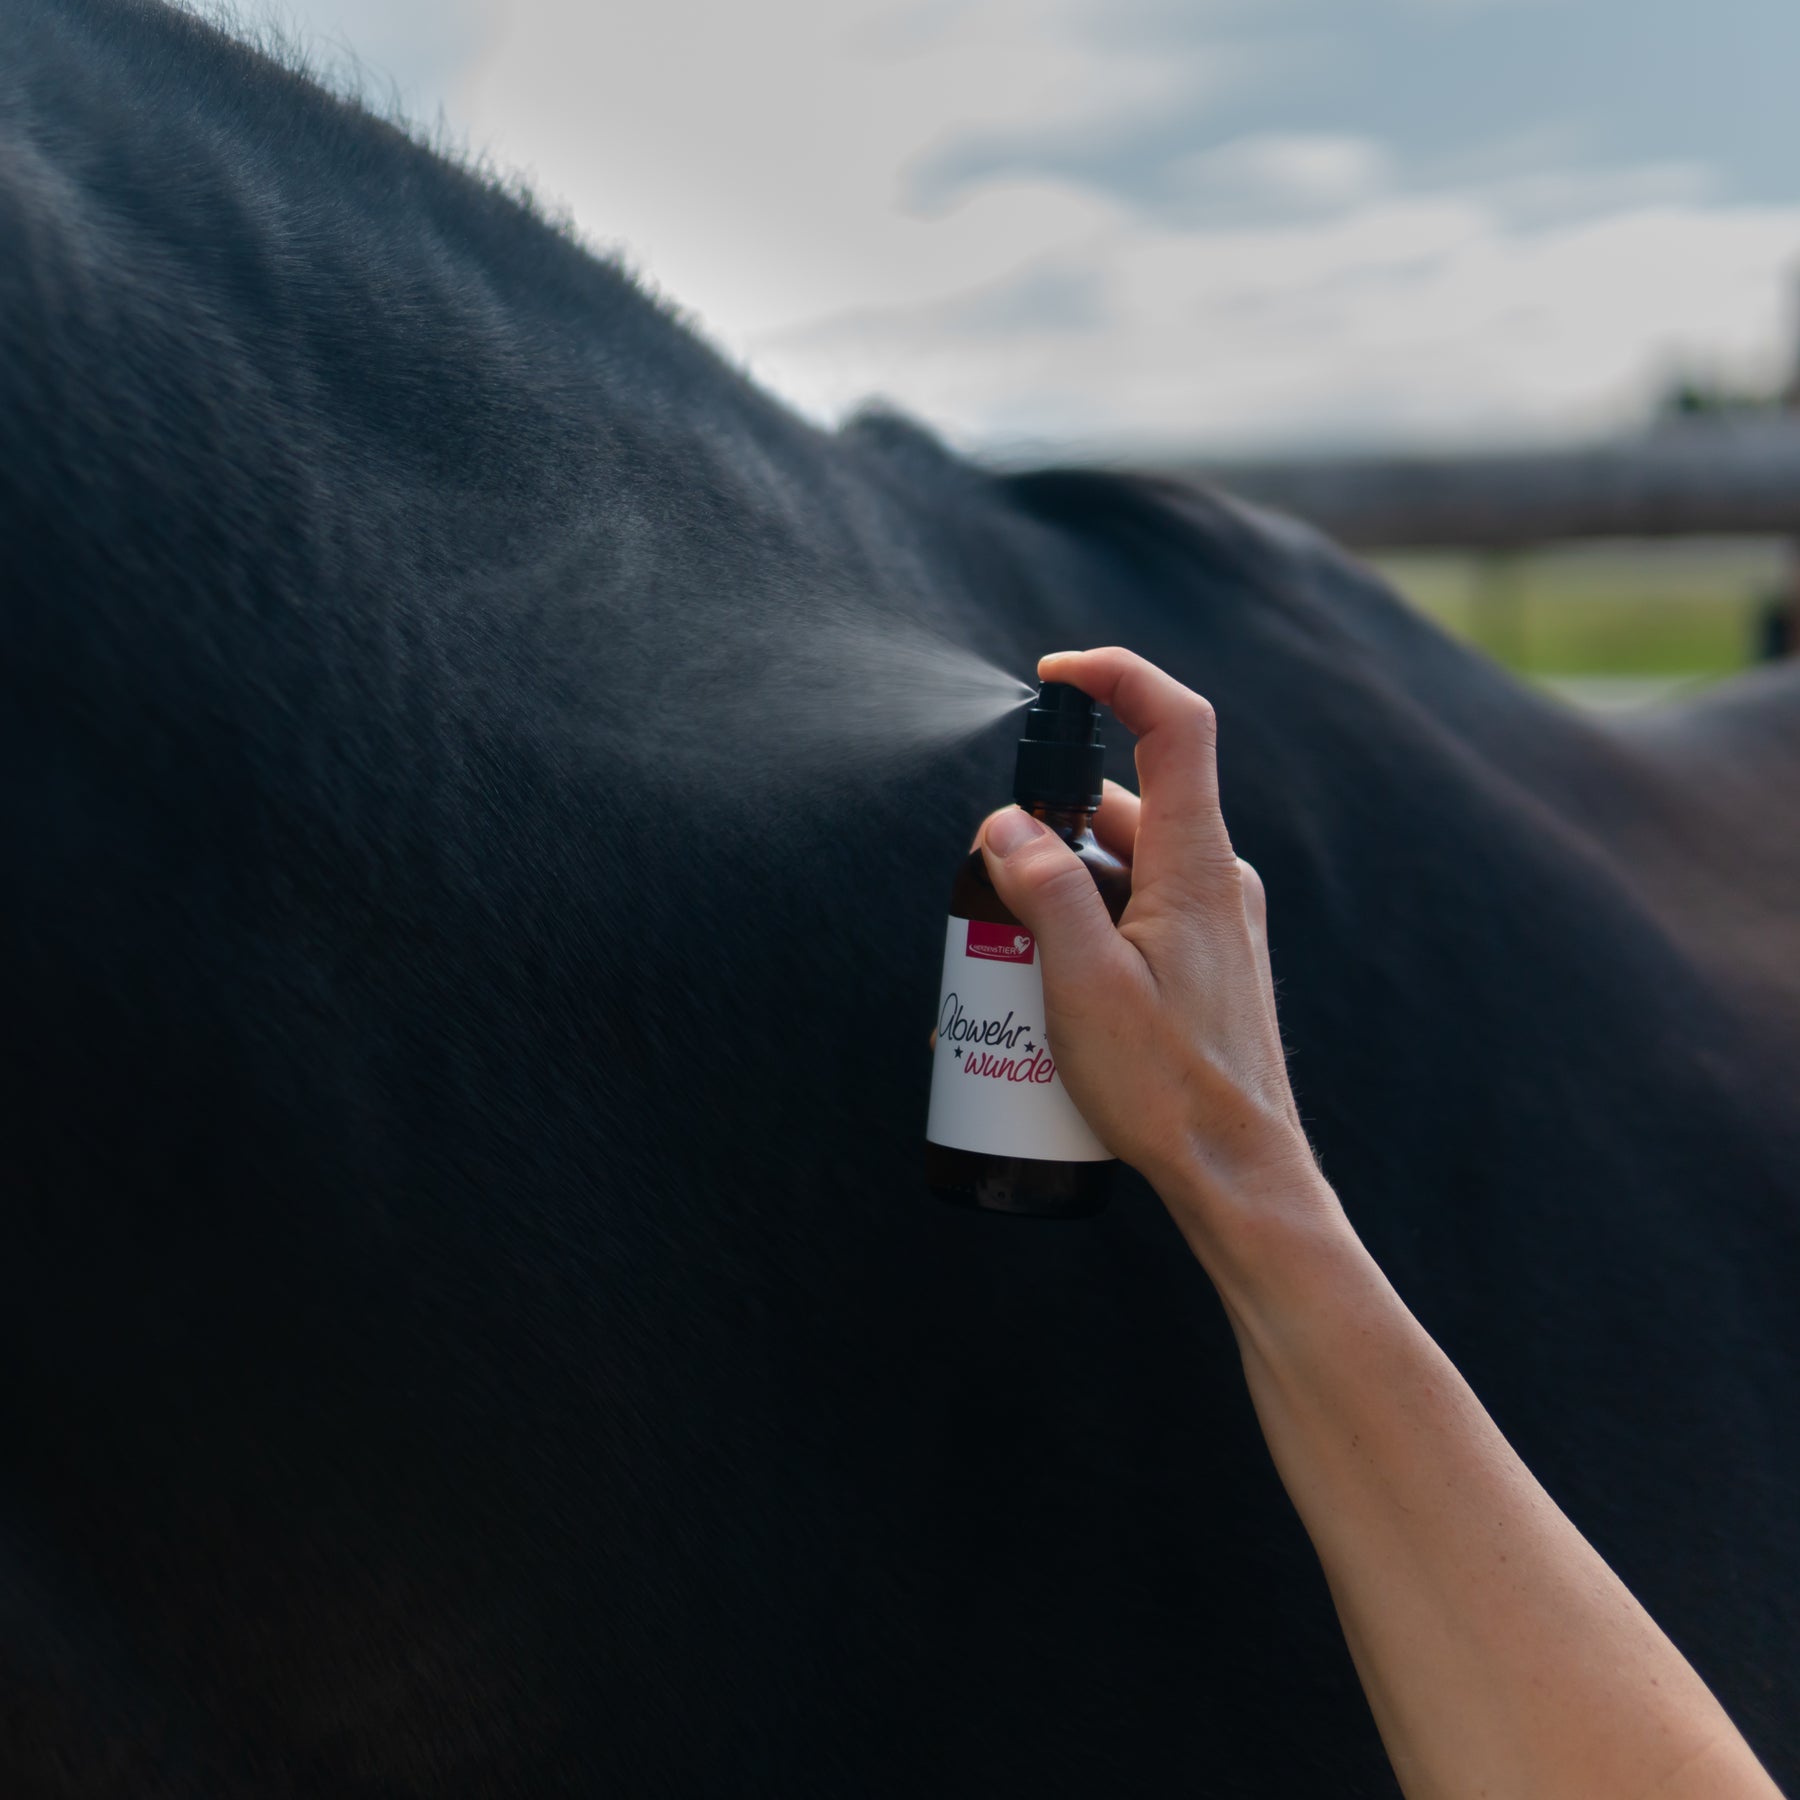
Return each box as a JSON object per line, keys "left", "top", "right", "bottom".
{"left": 925, "top": 681, "right": 1131, "bottom": 1217}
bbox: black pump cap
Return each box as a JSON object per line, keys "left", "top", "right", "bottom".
{"left": 1013, "top": 681, "right": 1105, "bottom": 810}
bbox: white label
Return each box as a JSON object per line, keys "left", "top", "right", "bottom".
{"left": 925, "top": 916, "right": 1114, "bottom": 1163}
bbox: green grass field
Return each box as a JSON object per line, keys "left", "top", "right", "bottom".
{"left": 1370, "top": 539, "right": 1791, "bottom": 685}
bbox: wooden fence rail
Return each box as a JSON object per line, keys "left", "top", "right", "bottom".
{"left": 1159, "top": 417, "right": 1800, "bottom": 551}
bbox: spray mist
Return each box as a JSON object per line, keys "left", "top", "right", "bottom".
{"left": 925, "top": 681, "right": 1130, "bottom": 1217}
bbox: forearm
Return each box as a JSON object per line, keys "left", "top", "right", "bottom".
{"left": 980, "top": 646, "right": 1778, "bottom": 1796}
{"left": 1160, "top": 1163, "right": 1779, "bottom": 1800}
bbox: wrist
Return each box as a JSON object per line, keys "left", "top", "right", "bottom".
{"left": 1145, "top": 1129, "right": 1363, "bottom": 1319}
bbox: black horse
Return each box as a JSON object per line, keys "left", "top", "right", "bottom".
{"left": 4, "top": 2, "right": 1796, "bottom": 1793}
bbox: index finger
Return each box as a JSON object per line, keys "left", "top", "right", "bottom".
{"left": 1038, "top": 647, "right": 1236, "bottom": 898}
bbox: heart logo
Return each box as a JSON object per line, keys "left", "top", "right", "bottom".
{"left": 965, "top": 921, "right": 1036, "bottom": 963}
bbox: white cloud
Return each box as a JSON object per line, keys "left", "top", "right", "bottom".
{"left": 755, "top": 192, "right": 1800, "bottom": 454}
{"left": 235, "top": 0, "right": 1800, "bottom": 452}
{"left": 1161, "top": 133, "right": 1392, "bottom": 219}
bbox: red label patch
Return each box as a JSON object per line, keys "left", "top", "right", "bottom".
{"left": 965, "top": 921, "right": 1035, "bottom": 963}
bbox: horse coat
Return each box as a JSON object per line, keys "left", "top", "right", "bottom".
{"left": 3, "top": 2, "right": 1797, "bottom": 1793}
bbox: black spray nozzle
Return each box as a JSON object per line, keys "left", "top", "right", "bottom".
{"left": 1014, "top": 680, "right": 1105, "bottom": 809}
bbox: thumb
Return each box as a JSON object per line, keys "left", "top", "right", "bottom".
{"left": 979, "top": 808, "right": 1121, "bottom": 975}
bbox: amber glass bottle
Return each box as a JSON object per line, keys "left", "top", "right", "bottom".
{"left": 925, "top": 683, "right": 1131, "bottom": 1217}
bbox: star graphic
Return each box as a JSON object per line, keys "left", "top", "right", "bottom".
{"left": 1024, "top": 1042, "right": 1036, "bottom": 1054}
{"left": 953, "top": 1047, "right": 962, "bottom": 1058}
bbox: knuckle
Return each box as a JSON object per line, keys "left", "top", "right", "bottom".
{"left": 1027, "top": 851, "right": 1098, "bottom": 911}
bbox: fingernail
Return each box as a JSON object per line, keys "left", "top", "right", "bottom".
{"left": 985, "top": 808, "right": 1047, "bottom": 858}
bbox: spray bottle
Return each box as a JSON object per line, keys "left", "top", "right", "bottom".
{"left": 925, "top": 682, "right": 1130, "bottom": 1216}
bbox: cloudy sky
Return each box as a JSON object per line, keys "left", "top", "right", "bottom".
{"left": 257, "top": 0, "right": 1800, "bottom": 454}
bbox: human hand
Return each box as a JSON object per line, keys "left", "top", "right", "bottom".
{"left": 983, "top": 652, "right": 1784, "bottom": 1800}
{"left": 978, "top": 647, "right": 1334, "bottom": 1258}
